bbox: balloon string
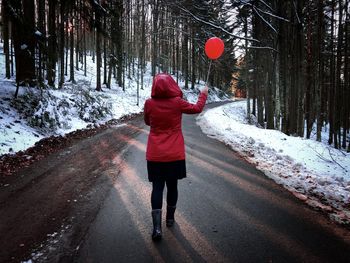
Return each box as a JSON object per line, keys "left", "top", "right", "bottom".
{"left": 205, "top": 60, "right": 212, "bottom": 87}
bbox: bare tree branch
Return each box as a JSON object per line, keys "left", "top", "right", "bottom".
{"left": 171, "top": 3, "right": 260, "bottom": 43}
{"left": 247, "top": 45, "right": 278, "bottom": 52}
{"left": 327, "top": 148, "right": 348, "bottom": 172}
{"left": 252, "top": 6, "right": 277, "bottom": 33}
{"left": 293, "top": 0, "right": 301, "bottom": 24}
{"left": 258, "top": 0, "right": 274, "bottom": 11}
{"left": 254, "top": 6, "right": 289, "bottom": 22}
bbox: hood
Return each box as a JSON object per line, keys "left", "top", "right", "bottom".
{"left": 151, "top": 73, "right": 183, "bottom": 98}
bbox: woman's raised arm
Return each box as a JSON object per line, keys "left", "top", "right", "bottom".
{"left": 178, "top": 87, "right": 208, "bottom": 114}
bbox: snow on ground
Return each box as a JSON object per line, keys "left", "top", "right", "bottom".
{"left": 197, "top": 101, "right": 350, "bottom": 224}
{"left": 0, "top": 44, "right": 228, "bottom": 156}
{"left": 0, "top": 79, "right": 45, "bottom": 154}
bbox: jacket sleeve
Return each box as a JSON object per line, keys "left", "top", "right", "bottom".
{"left": 144, "top": 100, "right": 150, "bottom": 126}
{"left": 178, "top": 91, "right": 208, "bottom": 114}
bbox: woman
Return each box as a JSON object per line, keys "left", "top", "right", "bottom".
{"left": 144, "top": 73, "right": 208, "bottom": 241}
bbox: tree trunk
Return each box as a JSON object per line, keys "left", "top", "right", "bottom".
{"left": 305, "top": 2, "right": 313, "bottom": 138}
{"left": 114, "top": 0, "right": 123, "bottom": 88}
{"left": 316, "top": 0, "right": 324, "bottom": 142}
{"left": 11, "top": 0, "right": 36, "bottom": 84}
{"left": 75, "top": 1, "right": 80, "bottom": 71}
{"left": 96, "top": 21, "right": 102, "bottom": 91}
{"left": 65, "top": 20, "right": 69, "bottom": 76}
{"left": 244, "top": 13, "right": 251, "bottom": 123}
{"left": 47, "top": 0, "right": 57, "bottom": 86}
{"left": 10, "top": 37, "right": 14, "bottom": 77}
{"left": 182, "top": 16, "right": 189, "bottom": 89}
{"left": 334, "top": 0, "right": 344, "bottom": 148}
{"left": 328, "top": 0, "right": 336, "bottom": 145}
{"left": 343, "top": 0, "right": 349, "bottom": 148}
{"left": 2, "top": 0, "right": 11, "bottom": 79}
{"left": 266, "top": 52, "right": 274, "bottom": 130}
{"left": 152, "top": 0, "right": 158, "bottom": 76}
{"left": 69, "top": 15, "right": 75, "bottom": 83}
{"left": 191, "top": 26, "right": 196, "bottom": 89}
{"left": 59, "top": 1, "right": 65, "bottom": 88}
{"left": 103, "top": 13, "right": 107, "bottom": 85}
{"left": 84, "top": 20, "right": 87, "bottom": 77}
{"left": 141, "top": 0, "right": 145, "bottom": 90}
{"left": 37, "top": 0, "right": 45, "bottom": 84}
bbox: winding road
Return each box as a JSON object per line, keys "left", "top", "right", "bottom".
{"left": 76, "top": 102, "right": 350, "bottom": 263}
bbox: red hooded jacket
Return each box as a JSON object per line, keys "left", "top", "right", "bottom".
{"left": 144, "top": 73, "right": 208, "bottom": 162}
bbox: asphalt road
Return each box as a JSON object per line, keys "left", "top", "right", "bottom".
{"left": 76, "top": 102, "right": 350, "bottom": 263}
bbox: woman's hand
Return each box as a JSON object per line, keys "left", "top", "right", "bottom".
{"left": 202, "top": 86, "right": 209, "bottom": 96}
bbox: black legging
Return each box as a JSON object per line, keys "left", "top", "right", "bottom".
{"left": 151, "top": 178, "right": 178, "bottom": 209}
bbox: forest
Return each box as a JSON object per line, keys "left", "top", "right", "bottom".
{"left": 0, "top": 0, "right": 349, "bottom": 151}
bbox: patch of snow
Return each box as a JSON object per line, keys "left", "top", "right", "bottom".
{"left": 20, "top": 44, "right": 28, "bottom": 50}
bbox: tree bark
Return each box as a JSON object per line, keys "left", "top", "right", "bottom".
{"left": 69, "top": 14, "right": 75, "bottom": 83}
{"left": 96, "top": 18, "right": 102, "bottom": 91}
{"left": 334, "top": 0, "right": 344, "bottom": 148}
{"left": 2, "top": 0, "right": 11, "bottom": 79}
{"left": 11, "top": 0, "right": 36, "bottom": 84}
{"left": 59, "top": 0, "right": 65, "bottom": 88}
{"left": 103, "top": 12, "right": 107, "bottom": 85}
{"left": 316, "top": 0, "right": 325, "bottom": 142}
{"left": 182, "top": 16, "right": 189, "bottom": 89}
{"left": 343, "top": 0, "right": 349, "bottom": 148}
{"left": 37, "top": 0, "right": 45, "bottom": 83}
{"left": 47, "top": 0, "right": 57, "bottom": 86}
{"left": 152, "top": 0, "right": 158, "bottom": 77}
{"left": 328, "top": 0, "right": 336, "bottom": 145}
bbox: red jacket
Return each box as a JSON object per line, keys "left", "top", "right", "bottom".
{"left": 144, "top": 74, "right": 208, "bottom": 162}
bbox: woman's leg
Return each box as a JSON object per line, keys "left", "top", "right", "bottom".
{"left": 151, "top": 179, "right": 165, "bottom": 240}
{"left": 151, "top": 179, "right": 165, "bottom": 209}
{"left": 165, "top": 178, "right": 178, "bottom": 207}
{"left": 165, "top": 178, "right": 178, "bottom": 227}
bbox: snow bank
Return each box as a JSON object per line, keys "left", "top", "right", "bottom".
{"left": 197, "top": 101, "right": 350, "bottom": 224}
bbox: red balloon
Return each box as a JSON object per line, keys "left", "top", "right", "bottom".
{"left": 205, "top": 37, "right": 224, "bottom": 60}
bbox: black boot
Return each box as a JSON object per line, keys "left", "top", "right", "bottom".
{"left": 166, "top": 205, "right": 176, "bottom": 227}
{"left": 152, "top": 209, "right": 162, "bottom": 241}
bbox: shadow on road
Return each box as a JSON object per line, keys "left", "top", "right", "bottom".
{"left": 76, "top": 110, "right": 350, "bottom": 263}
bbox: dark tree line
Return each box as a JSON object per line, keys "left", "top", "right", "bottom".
{"left": 233, "top": 0, "right": 350, "bottom": 151}
{"left": 0, "top": 0, "right": 237, "bottom": 98}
